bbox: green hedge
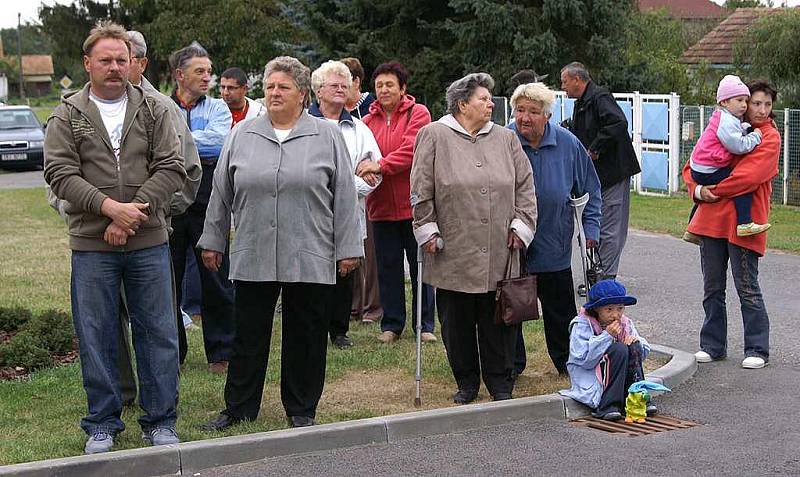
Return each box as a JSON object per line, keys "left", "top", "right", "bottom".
{"left": 0, "top": 307, "right": 33, "bottom": 333}
{"left": 0, "top": 308, "right": 75, "bottom": 371}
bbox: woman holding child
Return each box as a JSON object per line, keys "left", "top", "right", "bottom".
{"left": 682, "top": 79, "right": 780, "bottom": 370}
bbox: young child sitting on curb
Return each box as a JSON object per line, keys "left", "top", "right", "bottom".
{"left": 559, "top": 279, "right": 657, "bottom": 421}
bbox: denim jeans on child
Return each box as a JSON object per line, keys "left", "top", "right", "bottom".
{"left": 71, "top": 243, "right": 179, "bottom": 435}
{"left": 699, "top": 237, "right": 769, "bottom": 360}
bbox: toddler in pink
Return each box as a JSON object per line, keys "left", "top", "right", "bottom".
{"left": 685, "top": 75, "right": 769, "bottom": 244}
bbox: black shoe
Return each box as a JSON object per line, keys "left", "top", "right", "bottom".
{"left": 577, "top": 284, "right": 587, "bottom": 297}
{"left": 592, "top": 410, "right": 622, "bottom": 421}
{"left": 332, "top": 335, "right": 353, "bottom": 349}
{"left": 288, "top": 415, "right": 316, "bottom": 427}
{"left": 200, "top": 413, "right": 241, "bottom": 432}
{"left": 492, "top": 392, "right": 512, "bottom": 401}
{"left": 453, "top": 388, "right": 478, "bottom": 404}
{"left": 646, "top": 403, "right": 658, "bottom": 416}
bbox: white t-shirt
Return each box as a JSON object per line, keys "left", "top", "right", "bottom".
{"left": 274, "top": 128, "right": 292, "bottom": 142}
{"left": 89, "top": 91, "right": 128, "bottom": 160}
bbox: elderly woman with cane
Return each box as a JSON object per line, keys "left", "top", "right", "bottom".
{"left": 509, "top": 82, "right": 602, "bottom": 376}
{"left": 411, "top": 73, "right": 537, "bottom": 403}
{"left": 198, "top": 56, "right": 363, "bottom": 431}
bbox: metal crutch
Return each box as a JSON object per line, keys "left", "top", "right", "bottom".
{"left": 415, "top": 236, "right": 443, "bottom": 408}
{"left": 569, "top": 193, "right": 591, "bottom": 294}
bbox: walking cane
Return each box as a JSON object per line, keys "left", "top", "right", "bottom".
{"left": 569, "top": 193, "right": 591, "bottom": 293}
{"left": 415, "top": 236, "right": 443, "bottom": 408}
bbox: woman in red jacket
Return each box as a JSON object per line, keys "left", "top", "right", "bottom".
{"left": 682, "top": 79, "right": 779, "bottom": 370}
{"left": 357, "top": 61, "right": 436, "bottom": 343}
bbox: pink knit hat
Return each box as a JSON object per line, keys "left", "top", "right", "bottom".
{"left": 716, "top": 75, "right": 750, "bottom": 103}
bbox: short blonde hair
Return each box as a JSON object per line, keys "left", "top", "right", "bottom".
{"left": 83, "top": 21, "right": 130, "bottom": 56}
{"left": 311, "top": 60, "right": 353, "bottom": 95}
{"left": 510, "top": 82, "right": 556, "bottom": 115}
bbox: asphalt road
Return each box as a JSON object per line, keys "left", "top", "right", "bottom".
{"left": 0, "top": 169, "right": 45, "bottom": 189}
{"left": 197, "top": 230, "right": 800, "bottom": 477}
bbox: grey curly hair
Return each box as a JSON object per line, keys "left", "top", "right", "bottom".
{"left": 445, "top": 73, "right": 495, "bottom": 116}
{"left": 264, "top": 56, "right": 312, "bottom": 108}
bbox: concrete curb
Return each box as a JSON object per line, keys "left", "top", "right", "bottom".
{"left": 0, "top": 344, "right": 697, "bottom": 477}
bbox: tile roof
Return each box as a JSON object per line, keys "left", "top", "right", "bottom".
{"left": 21, "top": 55, "right": 54, "bottom": 76}
{"left": 680, "top": 8, "right": 781, "bottom": 65}
{"left": 638, "top": 0, "right": 725, "bottom": 19}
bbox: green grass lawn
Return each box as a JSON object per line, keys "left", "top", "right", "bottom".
{"left": 1, "top": 187, "right": 793, "bottom": 464}
{"left": 629, "top": 193, "right": 800, "bottom": 254}
{"left": 0, "top": 187, "right": 566, "bottom": 465}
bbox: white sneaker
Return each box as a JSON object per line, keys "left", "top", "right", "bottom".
{"left": 694, "top": 351, "right": 713, "bottom": 363}
{"left": 742, "top": 356, "right": 767, "bottom": 369}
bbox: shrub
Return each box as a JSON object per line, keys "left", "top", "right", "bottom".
{"left": 24, "top": 310, "right": 74, "bottom": 354}
{"left": 0, "top": 332, "right": 52, "bottom": 370}
{"left": 0, "top": 307, "right": 33, "bottom": 332}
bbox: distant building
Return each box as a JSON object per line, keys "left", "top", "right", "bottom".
{"left": 20, "top": 55, "right": 54, "bottom": 96}
{"left": 637, "top": 0, "right": 726, "bottom": 22}
{"left": 0, "top": 37, "right": 55, "bottom": 97}
{"left": 680, "top": 8, "right": 780, "bottom": 69}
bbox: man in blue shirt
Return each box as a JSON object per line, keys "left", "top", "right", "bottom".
{"left": 508, "top": 82, "right": 602, "bottom": 375}
{"left": 168, "top": 42, "right": 234, "bottom": 373}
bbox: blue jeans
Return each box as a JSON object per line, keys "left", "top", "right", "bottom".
{"left": 71, "top": 244, "right": 179, "bottom": 435}
{"left": 699, "top": 237, "right": 770, "bottom": 360}
{"left": 372, "top": 220, "right": 435, "bottom": 334}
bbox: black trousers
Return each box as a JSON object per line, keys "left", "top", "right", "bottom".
{"left": 170, "top": 209, "right": 235, "bottom": 364}
{"left": 223, "top": 281, "right": 333, "bottom": 421}
{"left": 436, "top": 288, "right": 517, "bottom": 396}
{"left": 532, "top": 268, "right": 577, "bottom": 374}
{"left": 596, "top": 342, "right": 645, "bottom": 415}
{"left": 329, "top": 271, "right": 354, "bottom": 340}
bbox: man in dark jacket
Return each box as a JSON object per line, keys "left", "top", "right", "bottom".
{"left": 560, "top": 62, "right": 640, "bottom": 282}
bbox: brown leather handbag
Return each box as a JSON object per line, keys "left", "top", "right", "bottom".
{"left": 494, "top": 249, "right": 539, "bottom": 326}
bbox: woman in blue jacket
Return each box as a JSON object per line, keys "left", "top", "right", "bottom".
{"left": 508, "top": 82, "right": 602, "bottom": 375}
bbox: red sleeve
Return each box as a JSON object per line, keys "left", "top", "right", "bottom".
{"left": 380, "top": 104, "right": 432, "bottom": 177}
{"left": 713, "top": 126, "right": 780, "bottom": 198}
{"left": 682, "top": 160, "right": 700, "bottom": 204}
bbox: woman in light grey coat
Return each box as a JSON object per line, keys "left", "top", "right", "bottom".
{"left": 198, "top": 56, "right": 363, "bottom": 431}
{"left": 411, "top": 73, "right": 537, "bottom": 404}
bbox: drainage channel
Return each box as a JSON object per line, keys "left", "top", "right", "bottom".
{"left": 571, "top": 415, "right": 700, "bottom": 437}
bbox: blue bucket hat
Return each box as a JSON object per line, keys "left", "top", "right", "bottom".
{"left": 584, "top": 279, "right": 637, "bottom": 310}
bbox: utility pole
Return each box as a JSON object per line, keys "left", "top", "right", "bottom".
{"left": 17, "top": 12, "right": 25, "bottom": 100}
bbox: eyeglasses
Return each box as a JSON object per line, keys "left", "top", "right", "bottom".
{"left": 324, "top": 83, "right": 348, "bottom": 91}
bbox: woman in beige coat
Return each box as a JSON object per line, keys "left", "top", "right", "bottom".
{"left": 410, "top": 73, "right": 537, "bottom": 403}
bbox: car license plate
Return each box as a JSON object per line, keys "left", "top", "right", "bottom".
{"left": 1, "top": 153, "right": 27, "bottom": 161}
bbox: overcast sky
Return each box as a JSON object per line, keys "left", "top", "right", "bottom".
{"left": 1, "top": 0, "right": 798, "bottom": 30}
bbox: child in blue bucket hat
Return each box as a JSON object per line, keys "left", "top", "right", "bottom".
{"left": 559, "top": 279, "right": 657, "bottom": 421}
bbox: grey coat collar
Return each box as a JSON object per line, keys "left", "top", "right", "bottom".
{"left": 436, "top": 114, "right": 494, "bottom": 138}
{"left": 245, "top": 110, "right": 322, "bottom": 143}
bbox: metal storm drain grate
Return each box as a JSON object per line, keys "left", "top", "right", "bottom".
{"left": 571, "top": 415, "right": 700, "bottom": 437}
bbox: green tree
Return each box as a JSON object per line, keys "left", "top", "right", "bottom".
{"left": 295, "top": 0, "right": 635, "bottom": 116}
{"left": 622, "top": 10, "right": 689, "bottom": 96}
{"left": 0, "top": 25, "right": 52, "bottom": 56}
{"left": 736, "top": 8, "right": 800, "bottom": 106}
{"left": 144, "top": 0, "right": 304, "bottom": 91}
{"left": 724, "top": 0, "right": 773, "bottom": 8}
{"left": 294, "top": 0, "right": 459, "bottom": 116}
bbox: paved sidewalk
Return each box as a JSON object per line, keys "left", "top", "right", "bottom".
{"left": 1, "top": 229, "right": 797, "bottom": 477}
{"left": 0, "top": 170, "right": 45, "bottom": 189}
{"left": 201, "top": 230, "right": 800, "bottom": 476}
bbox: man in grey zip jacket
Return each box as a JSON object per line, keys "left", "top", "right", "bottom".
{"left": 44, "top": 22, "right": 186, "bottom": 454}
